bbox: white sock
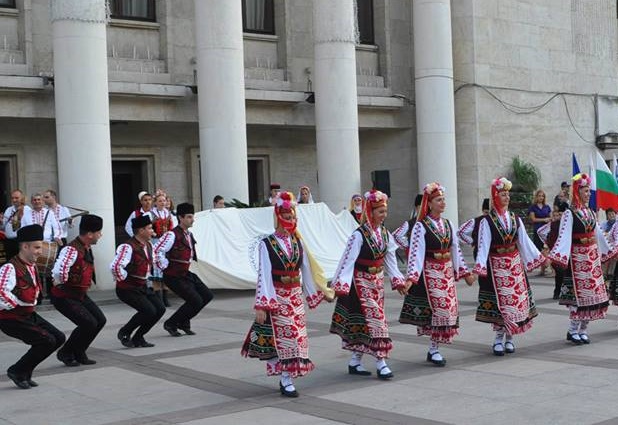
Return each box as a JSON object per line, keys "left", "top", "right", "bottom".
{"left": 569, "top": 320, "right": 579, "bottom": 334}
{"left": 281, "top": 372, "right": 295, "bottom": 390}
{"left": 494, "top": 330, "right": 505, "bottom": 345}
{"left": 505, "top": 334, "right": 513, "bottom": 343}
{"left": 579, "top": 320, "right": 589, "bottom": 334}
{"left": 349, "top": 351, "right": 363, "bottom": 367}
{"left": 375, "top": 358, "right": 387, "bottom": 370}
{"left": 429, "top": 340, "right": 439, "bottom": 354}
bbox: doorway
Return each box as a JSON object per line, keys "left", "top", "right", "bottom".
{"left": 112, "top": 160, "right": 149, "bottom": 245}
{"left": 0, "top": 156, "right": 17, "bottom": 212}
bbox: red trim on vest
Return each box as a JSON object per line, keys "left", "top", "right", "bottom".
{"left": 0, "top": 257, "right": 39, "bottom": 320}
{"left": 51, "top": 237, "right": 94, "bottom": 300}
{"left": 116, "top": 238, "right": 152, "bottom": 289}
{"left": 163, "top": 227, "right": 195, "bottom": 278}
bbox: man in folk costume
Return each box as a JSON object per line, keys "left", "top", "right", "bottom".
{"left": 0, "top": 225, "right": 65, "bottom": 389}
{"left": 150, "top": 191, "right": 177, "bottom": 307}
{"left": 124, "top": 191, "right": 154, "bottom": 237}
{"left": 458, "top": 198, "right": 490, "bottom": 259}
{"left": 400, "top": 183, "right": 474, "bottom": 366}
{"left": 111, "top": 215, "right": 165, "bottom": 348}
{"left": 155, "top": 203, "right": 213, "bottom": 337}
{"left": 51, "top": 215, "right": 106, "bottom": 367}
{"left": 330, "top": 190, "right": 405, "bottom": 379}
{"left": 241, "top": 192, "right": 329, "bottom": 397}
{"left": 393, "top": 193, "right": 423, "bottom": 251}
{"left": 2, "top": 190, "right": 31, "bottom": 261}
{"left": 43, "top": 189, "right": 72, "bottom": 245}
{"left": 472, "top": 177, "right": 544, "bottom": 355}
{"left": 547, "top": 173, "right": 615, "bottom": 344}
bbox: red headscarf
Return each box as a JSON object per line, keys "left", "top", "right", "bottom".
{"left": 274, "top": 191, "right": 297, "bottom": 233}
{"left": 570, "top": 173, "right": 591, "bottom": 209}
{"left": 417, "top": 182, "right": 446, "bottom": 221}
{"left": 490, "top": 177, "right": 512, "bottom": 215}
{"left": 362, "top": 190, "right": 388, "bottom": 224}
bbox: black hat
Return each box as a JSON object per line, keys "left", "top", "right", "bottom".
{"left": 482, "top": 198, "right": 490, "bottom": 211}
{"left": 176, "top": 203, "right": 195, "bottom": 216}
{"left": 556, "top": 201, "right": 569, "bottom": 212}
{"left": 79, "top": 214, "right": 103, "bottom": 234}
{"left": 17, "top": 224, "right": 44, "bottom": 242}
{"left": 561, "top": 181, "right": 570, "bottom": 188}
{"left": 414, "top": 194, "right": 423, "bottom": 207}
{"left": 131, "top": 214, "right": 152, "bottom": 230}
{"left": 270, "top": 183, "right": 281, "bottom": 190}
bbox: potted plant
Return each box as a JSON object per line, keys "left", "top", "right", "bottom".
{"left": 508, "top": 156, "right": 541, "bottom": 231}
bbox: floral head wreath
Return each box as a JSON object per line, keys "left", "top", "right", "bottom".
{"left": 362, "top": 189, "right": 388, "bottom": 224}
{"left": 571, "top": 173, "right": 591, "bottom": 208}
{"left": 417, "top": 182, "right": 446, "bottom": 221}
{"left": 275, "top": 191, "right": 297, "bottom": 213}
{"left": 490, "top": 177, "right": 512, "bottom": 215}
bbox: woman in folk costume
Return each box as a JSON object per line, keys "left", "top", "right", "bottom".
{"left": 330, "top": 190, "right": 405, "bottom": 379}
{"left": 348, "top": 194, "right": 364, "bottom": 224}
{"left": 241, "top": 192, "right": 332, "bottom": 398}
{"left": 547, "top": 173, "right": 615, "bottom": 345}
{"left": 400, "top": 183, "right": 474, "bottom": 366}
{"left": 150, "top": 190, "right": 177, "bottom": 307}
{"left": 472, "top": 177, "right": 543, "bottom": 356}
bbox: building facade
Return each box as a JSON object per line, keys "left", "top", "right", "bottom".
{"left": 1, "top": 0, "right": 617, "bottom": 287}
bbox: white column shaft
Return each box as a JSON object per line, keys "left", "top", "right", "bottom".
{"left": 195, "top": 0, "right": 249, "bottom": 209}
{"left": 413, "top": 0, "right": 459, "bottom": 223}
{"left": 52, "top": 0, "right": 115, "bottom": 289}
{"left": 314, "top": 0, "right": 361, "bottom": 211}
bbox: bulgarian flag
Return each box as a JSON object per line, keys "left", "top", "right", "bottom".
{"left": 593, "top": 151, "right": 618, "bottom": 210}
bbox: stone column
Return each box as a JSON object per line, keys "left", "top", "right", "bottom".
{"left": 194, "top": 0, "right": 249, "bottom": 208}
{"left": 51, "top": 0, "right": 115, "bottom": 289}
{"left": 314, "top": 0, "right": 361, "bottom": 211}
{"left": 413, "top": 0, "right": 459, "bottom": 222}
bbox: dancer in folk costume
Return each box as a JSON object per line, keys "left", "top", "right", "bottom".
{"left": 330, "top": 190, "right": 405, "bottom": 379}
{"left": 241, "top": 192, "right": 331, "bottom": 398}
{"left": 400, "top": 183, "right": 474, "bottom": 366}
{"left": 472, "top": 177, "right": 544, "bottom": 356}
{"left": 150, "top": 190, "right": 177, "bottom": 307}
{"left": 392, "top": 193, "right": 423, "bottom": 251}
{"left": 457, "top": 198, "right": 490, "bottom": 259}
{"left": 547, "top": 173, "right": 615, "bottom": 344}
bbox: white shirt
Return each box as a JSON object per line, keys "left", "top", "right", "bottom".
{"left": 21, "top": 207, "right": 62, "bottom": 242}
{"left": 49, "top": 204, "right": 72, "bottom": 239}
{"left": 2, "top": 205, "right": 32, "bottom": 239}
{"left": 124, "top": 209, "right": 154, "bottom": 237}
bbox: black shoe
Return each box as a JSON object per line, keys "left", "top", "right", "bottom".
{"left": 132, "top": 339, "right": 155, "bottom": 348}
{"left": 279, "top": 381, "right": 299, "bottom": 398}
{"left": 163, "top": 323, "right": 182, "bottom": 337}
{"left": 27, "top": 379, "right": 38, "bottom": 387}
{"left": 7, "top": 370, "right": 30, "bottom": 390}
{"left": 567, "top": 332, "right": 583, "bottom": 345}
{"left": 504, "top": 341, "right": 515, "bottom": 354}
{"left": 493, "top": 343, "right": 505, "bottom": 356}
{"left": 426, "top": 352, "right": 447, "bottom": 367}
{"left": 75, "top": 356, "right": 97, "bottom": 365}
{"left": 178, "top": 327, "right": 196, "bottom": 336}
{"left": 579, "top": 334, "right": 590, "bottom": 344}
{"left": 57, "top": 352, "right": 80, "bottom": 367}
{"left": 117, "top": 330, "right": 134, "bottom": 348}
{"left": 552, "top": 294, "right": 559, "bottom": 300}
{"left": 376, "top": 365, "right": 394, "bottom": 380}
{"left": 348, "top": 364, "right": 372, "bottom": 376}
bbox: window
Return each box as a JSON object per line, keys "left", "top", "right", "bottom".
{"left": 0, "top": 0, "right": 16, "bottom": 8}
{"left": 242, "top": 0, "right": 275, "bottom": 35}
{"left": 110, "top": 0, "right": 156, "bottom": 22}
{"left": 357, "top": 0, "right": 374, "bottom": 45}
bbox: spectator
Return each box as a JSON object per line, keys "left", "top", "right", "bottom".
{"left": 267, "top": 184, "right": 281, "bottom": 206}
{"left": 553, "top": 181, "right": 570, "bottom": 207}
{"left": 528, "top": 189, "right": 551, "bottom": 276}
{"left": 297, "top": 186, "right": 314, "bottom": 204}
{"left": 213, "top": 195, "right": 225, "bottom": 209}
{"left": 601, "top": 208, "right": 616, "bottom": 233}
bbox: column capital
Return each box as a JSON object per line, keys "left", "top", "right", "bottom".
{"left": 50, "top": 0, "right": 109, "bottom": 24}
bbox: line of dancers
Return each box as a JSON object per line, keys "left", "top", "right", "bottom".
{"left": 243, "top": 173, "right": 617, "bottom": 397}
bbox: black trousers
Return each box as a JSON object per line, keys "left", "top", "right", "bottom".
{"left": 164, "top": 272, "right": 213, "bottom": 329}
{"left": 51, "top": 294, "right": 106, "bottom": 361}
{"left": 553, "top": 265, "right": 565, "bottom": 297}
{"left": 116, "top": 287, "right": 165, "bottom": 340}
{"left": 0, "top": 313, "right": 65, "bottom": 378}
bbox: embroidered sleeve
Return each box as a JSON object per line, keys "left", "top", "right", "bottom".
{"left": 457, "top": 218, "right": 475, "bottom": 246}
{"left": 516, "top": 217, "right": 545, "bottom": 271}
{"left": 300, "top": 246, "right": 325, "bottom": 309}
{"left": 537, "top": 222, "right": 551, "bottom": 245}
{"left": 547, "top": 210, "right": 573, "bottom": 268}
{"left": 595, "top": 223, "right": 618, "bottom": 263}
{"left": 384, "top": 231, "right": 405, "bottom": 289}
{"left": 449, "top": 221, "right": 470, "bottom": 280}
{"left": 392, "top": 221, "right": 410, "bottom": 249}
{"left": 110, "top": 244, "right": 132, "bottom": 281}
{"left": 254, "top": 241, "right": 278, "bottom": 311}
{"left": 52, "top": 246, "right": 78, "bottom": 285}
{"left": 0, "top": 264, "right": 19, "bottom": 310}
{"left": 153, "top": 231, "right": 175, "bottom": 270}
{"left": 473, "top": 218, "right": 491, "bottom": 276}
{"left": 406, "top": 221, "right": 426, "bottom": 284}
{"left": 124, "top": 212, "right": 135, "bottom": 237}
{"left": 331, "top": 231, "right": 363, "bottom": 296}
